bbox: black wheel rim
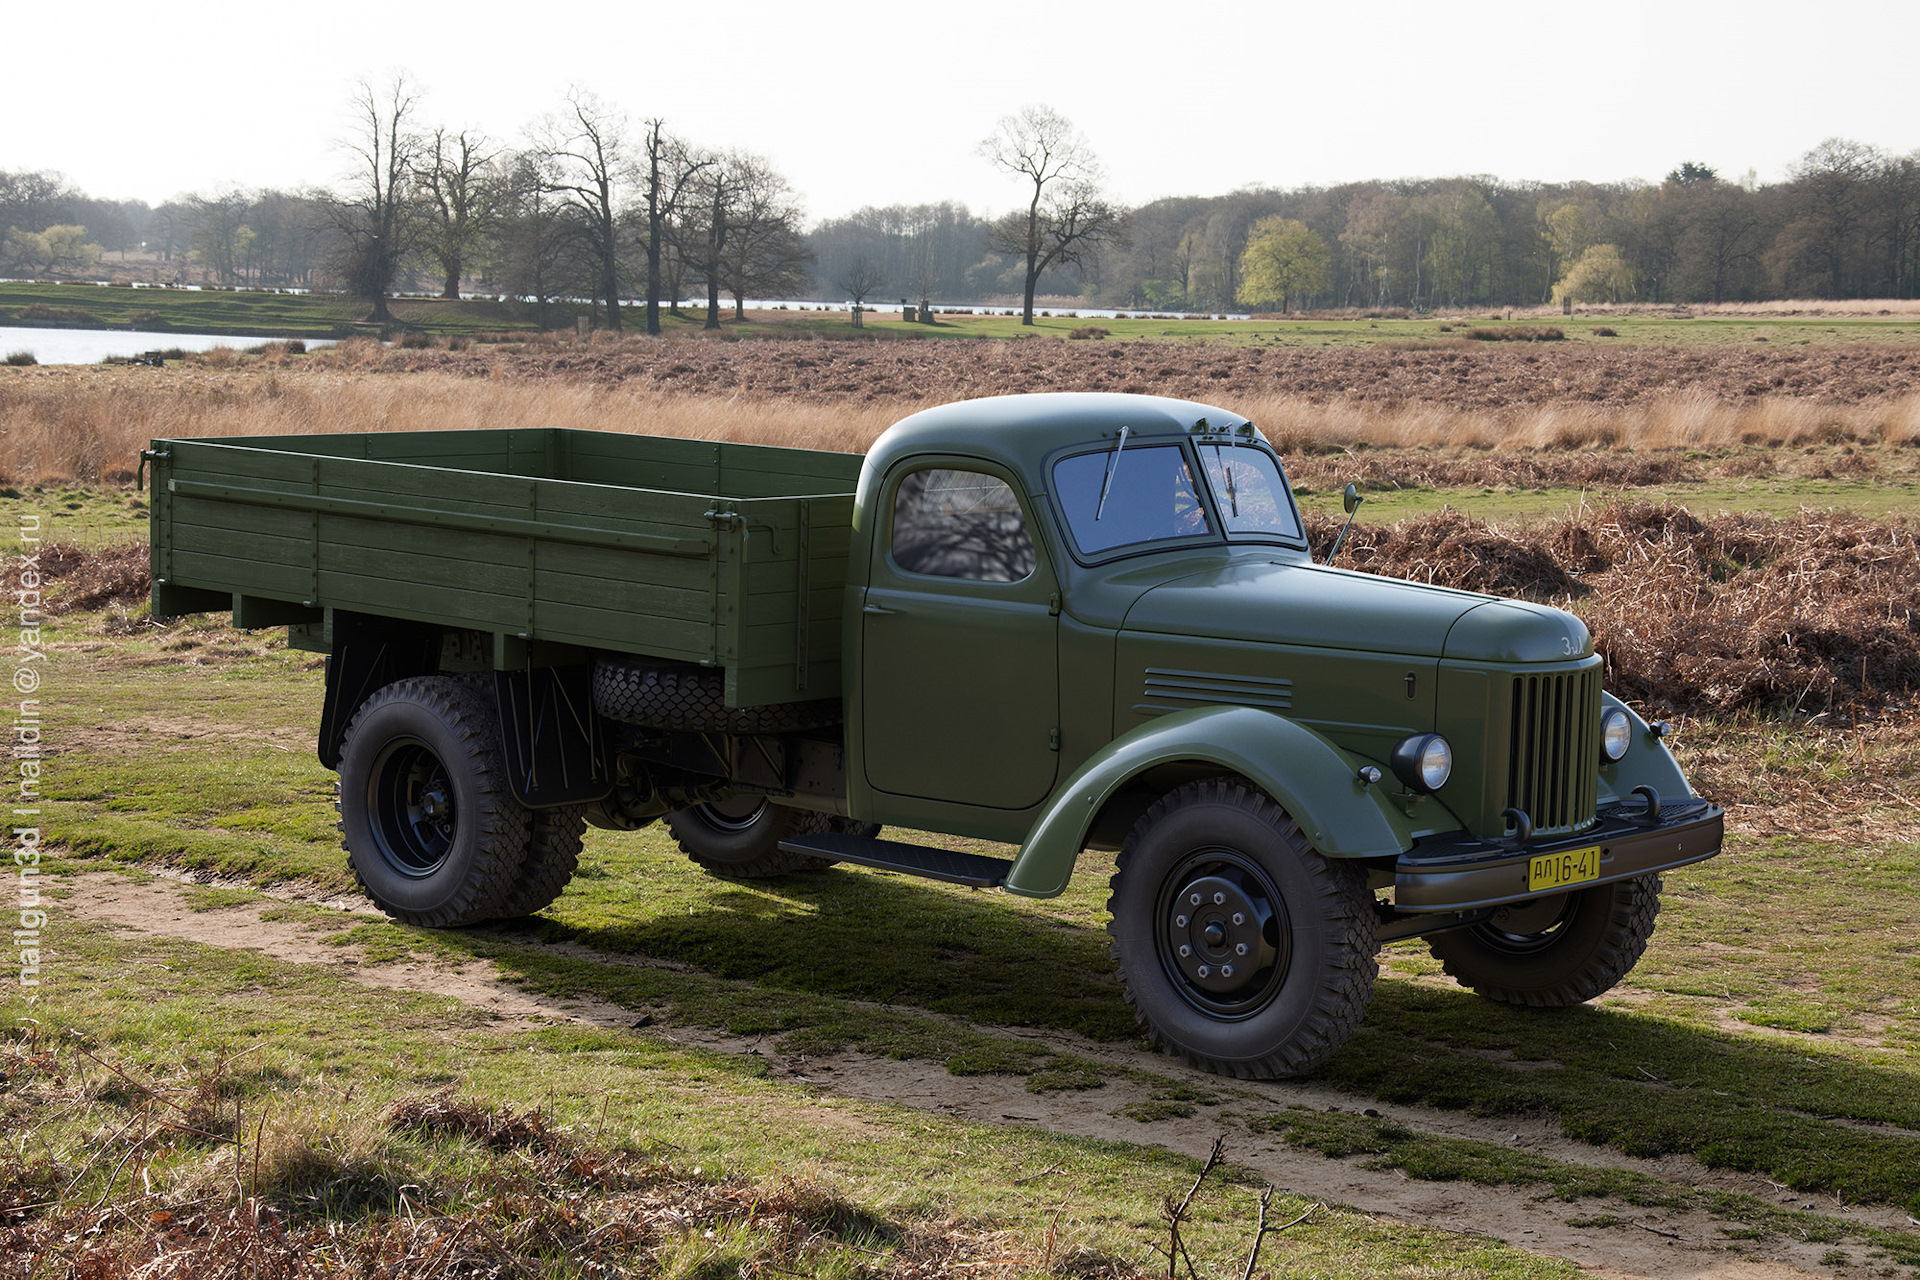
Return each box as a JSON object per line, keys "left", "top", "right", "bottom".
{"left": 366, "top": 737, "right": 459, "bottom": 878}
{"left": 1470, "top": 893, "right": 1575, "bottom": 954}
{"left": 695, "top": 796, "right": 768, "bottom": 832}
{"left": 1154, "top": 849, "right": 1291, "bottom": 1019}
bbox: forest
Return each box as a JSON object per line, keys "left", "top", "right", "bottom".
{"left": 4, "top": 87, "right": 1916, "bottom": 319}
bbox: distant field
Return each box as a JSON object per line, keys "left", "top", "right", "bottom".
{"left": 0, "top": 280, "right": 598, "bottom": 338}
{"left": 6, "top": 278, "right": 1920, "bottom": 347}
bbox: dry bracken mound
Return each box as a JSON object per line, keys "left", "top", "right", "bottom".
{"left": 315, "top": 332, "right": 1920, "bottom": 410}
{"left": 32, "top": 540, "right": 149, "bottom": 613}
{"left": 1312, "top": 503, "right": 1920, "bottom": 718}
{"left": 30, "top": 506, "right": 1919, "bottom": 722}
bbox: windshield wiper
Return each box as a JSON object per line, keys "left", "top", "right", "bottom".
{"left": 1093, "top": 424, "right": 1130, "bottom": 521}
{"left": 1212, "top": 444, "right": 1238, "bottom": 518}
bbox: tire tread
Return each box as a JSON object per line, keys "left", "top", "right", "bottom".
{"left": 1430, "top": 874, "right": 1662, "bottom": 1007}
{"left": 1106, "top": 777, "right": 1377, "bottom": 1079}
{"left": 339, "top": 677, "right": 529, "bottom": 928}
{"left": 593, "top": 658, "right": 839, "bottom": 734}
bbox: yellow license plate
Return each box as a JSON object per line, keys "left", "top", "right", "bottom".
{"left": 1528, "top": 846, "right": 1601, "bottom": 893}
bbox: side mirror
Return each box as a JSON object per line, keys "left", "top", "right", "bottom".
{"left": 1330, "top": 484, "right": 1366, "bottom": 564}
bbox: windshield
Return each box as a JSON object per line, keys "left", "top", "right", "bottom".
{"left": 1196, "top": 444, "right": 1303, "bottom": 542}
{"left": 1052, "top": 444, "right": 1212, "bottom": 556}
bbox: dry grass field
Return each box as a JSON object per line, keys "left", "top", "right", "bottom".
{"left": 2, "top": 333, "right": 1919, "bottom": 486}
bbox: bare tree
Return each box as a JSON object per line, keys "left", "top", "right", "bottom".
{"left": 979, "top": 105, "right": 1124, "bottom": 324}
{"left": 838, "top": 254, "right": 885, "bottom": 326}
{"left": 415, "top": 128, "right": 493, "bottom": 299}
{"left": 540, "top": 89, "right": 632, "bottom": 331}
{"left": 1789, "top": 137, "right": 1884, "bottom": 297}
{"left": 636, "top": 120, "right": 713, "bottom": 334}
{"left": 333, "top": 75, "right": 421, "bottom": 322}
{"left": 186, "top": 188, "right": 252, "bottom": 285}
{"left": 720, "top": 154, "right": 809, "bottom": 319}
{"left": 490, "top": 150, "right": 587, "bottom": 328}
{"left": 673, "top": 151, "right": 733, "bottom": 331}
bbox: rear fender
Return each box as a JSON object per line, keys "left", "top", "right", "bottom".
{"left": 1004, "top": 706, "right": 1414, "bottom": 898}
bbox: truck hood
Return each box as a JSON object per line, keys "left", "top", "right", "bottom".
{"left": 1119, "top": 560, "right": 1592, "bottom": 662}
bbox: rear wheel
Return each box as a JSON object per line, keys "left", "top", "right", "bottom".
{"left": 666, "top": 797, "right": 835, "bottom": 879}
{"left": 1107, "top": 778, "right": 1377, "bottom": 1078}
{"left": 338, "top": 678, "right": 528, "bottom": 927}
{"left": 1427, "top": 874, "right": 1662, "bottom": 1007}
{"left": 493, "top": 805, "right": 590, "bottom": 918}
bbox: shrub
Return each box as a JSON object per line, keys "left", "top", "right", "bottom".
{"left": 397, "top": 333, "right": 434, "bottom": 350}
{"left": 128, "top": 309, "right": 162, "bottom": 327}
{"left": 1465, "top": 325, "right": 1565, "bottom": 342}
{"left": 1593, "top": 326, "right": 1618, "bottom": 337}
{"left": 1068, "top": 326, "right": 1110, "bottom": 340}
{"left": 3, "top": 351, "right": 36, "bottom": 366}
{"left": 19, "top": 303, "right": 91, "bottom": 323}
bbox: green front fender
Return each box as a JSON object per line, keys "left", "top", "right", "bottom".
{"left": 1003, "top": 706, "right": 1416, "bottom": 898}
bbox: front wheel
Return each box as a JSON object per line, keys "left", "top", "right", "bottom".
{"left": 1427, "top": 874, "right": 1662, "bottom": 1007}
{"left": 1106, "top": 778, "right": 1378, "bottom": 1079}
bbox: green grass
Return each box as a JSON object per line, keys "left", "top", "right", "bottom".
{"left": 0, "top": 280, "right": 600, "bottom": 339}
{"left": 817, "top": 308, "right": 1920, "bottom": 348}
{"left": 1297, "top": 475, "right": 1920, "bottom": 523}
{"left": 1254, "top": 1108, "right": 1920, "bottom": 1266}
{"left": 8, "top": 913, "right": 1589, "bottom": 1278}
{"left": 0, "top": 486, "right": 149, "bottom": 546}
{"left": 9, "top": 279, "right": 1920, "bottom": 346}
{"left": 37, "top": 603, "right": 1920, "bottom": 1229}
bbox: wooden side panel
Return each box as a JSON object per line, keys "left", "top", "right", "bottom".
{"left": 150, "top": 429, "right": 861, "bottom": 705}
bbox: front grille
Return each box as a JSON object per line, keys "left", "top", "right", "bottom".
{"left": 1506, "top": 667, "right": 1601, "bottom": 833}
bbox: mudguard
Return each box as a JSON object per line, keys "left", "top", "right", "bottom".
{"left": 1598, "top": 692, "right": 1693, "bottom": 803}
{"left": 1003, "top": 705, "right": 1416, "bottom": 898}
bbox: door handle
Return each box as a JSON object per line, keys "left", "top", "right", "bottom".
{"left": 862, "top": 603, "right": 899, "bottom": 616}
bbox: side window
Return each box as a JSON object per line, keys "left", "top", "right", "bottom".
{"left": 890, "top": 468, "right": 1037, "bottom": 583}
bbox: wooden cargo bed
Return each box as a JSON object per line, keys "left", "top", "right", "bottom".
{"left": 146, "top": 428, "right": 863, "bottom": 707}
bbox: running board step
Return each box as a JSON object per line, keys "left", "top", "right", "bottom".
{"left": 777, "top": 833, "right": 1013, "bottom": 888}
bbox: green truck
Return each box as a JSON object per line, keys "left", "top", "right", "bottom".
{"left": 145, "top": 392, "right": 1722, "bottom": 1078}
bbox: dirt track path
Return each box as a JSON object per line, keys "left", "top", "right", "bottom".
{"left": 63, "top": 871, "right": 1904, "bottom": 1280}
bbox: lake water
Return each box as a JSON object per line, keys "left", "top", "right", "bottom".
{"left": 0, "top": 326, "right": 331, "bottom": 367}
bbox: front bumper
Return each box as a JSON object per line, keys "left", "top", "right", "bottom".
{"left": 1391, "top": 797, "right": 1723, "bottom": 912}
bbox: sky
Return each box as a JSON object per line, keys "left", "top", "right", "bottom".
{"left": 6, "top": 0, "right": 1918, "bottom": 224}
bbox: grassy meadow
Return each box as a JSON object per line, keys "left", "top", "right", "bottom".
{"left": 10, "top": 544, "right": 1920, "bottom": 1277}
{"left": 6, "top": 320, "right": 1920, "bottom": 1276}
{"left": 8, "top": 277, "right": 1920, "bottom": 348}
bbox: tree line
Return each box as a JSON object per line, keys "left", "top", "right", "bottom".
{"left": 4, "top": 87, "right": 1916, "bottom": 322}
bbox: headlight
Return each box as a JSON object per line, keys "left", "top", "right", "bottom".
{"left": 1390, "top": 733, "right": 1453, "bottom": 792}
{"left": 1601, "top": 708, "right": 1632, "bottom": 762}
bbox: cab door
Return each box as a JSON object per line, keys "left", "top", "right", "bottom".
{"left": 862, "top": 462, "right": 1060, "bottom": 810}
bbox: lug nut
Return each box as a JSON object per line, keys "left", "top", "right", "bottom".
{"left": 1232, "top": 912, "right": 1245, "bottom": 925}
{"left": 1196, "top": 965, "right": 1210, "bottom": 978}
{"left": 1235, "top": 943, "right": 1248, "bottom": 955}
{"left": 1177, "top": 944, "right": 1192, "bottom": 958}
{"left": 1175, "top": 914, "right": 1188, "bottom": 928}
{"left": 1213, "top": 892, "right": 1226, "bottom": 905}
{"left": 1190, "top": 892, "right": 1202, "bottom": 906}
{"left": 1220, "top": 964, "right": 1235, "bottom": 978}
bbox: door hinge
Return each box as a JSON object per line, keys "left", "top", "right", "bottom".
{"left": 1048, "top": 592, "right": 1062, "bottom": 616}
{"left": 1048, "top": 727, "right": 1061, "bottom": 752}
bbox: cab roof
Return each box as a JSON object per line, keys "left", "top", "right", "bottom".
{"left": 864, "top": 392, "right": 1257, "bottom": 490}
